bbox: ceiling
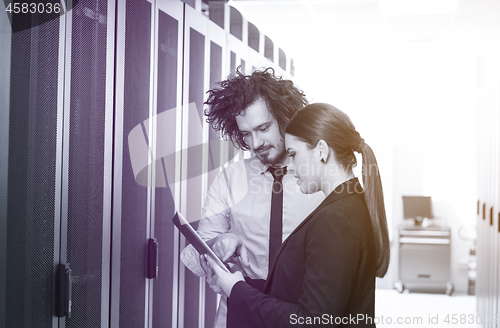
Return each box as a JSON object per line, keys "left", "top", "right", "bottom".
{"left": 229, "top": 0, "right": 500, "bottom": 58}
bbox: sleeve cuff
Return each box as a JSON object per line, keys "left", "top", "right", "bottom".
{"left": 228, "top": 280, "right": 251, "bottom": 303}
{"left": 180, "top": 244, "right": 206, "bottom": 277}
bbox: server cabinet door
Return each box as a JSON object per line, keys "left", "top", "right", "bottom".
{"left": 496, "top": 83, "right": 500, "bottom": 328}
{"left": 179, "top": 4, "right": 209, "bottom": 328}
{"left": 226, "top": 14, "right": 248, "bottom": 163}
{"left": 1, "top": 10, "right": 63, "bottom": 328}
{"left": 0, "top": 10, "right": 9, "bottom": 327}
{"left": 151, "top": 1, "right": 184, "bottom": 328}
{"left": 202, "top": 19, "right": 228, "bottom": 328}
{"left": 111, "top": 0, "right": 154, "bottom": 327}
{"left": 59, "top": 0, "right": 115, "bottom": 327}
{"left": 206, "top": 21, "right": 226, "bottom": 190}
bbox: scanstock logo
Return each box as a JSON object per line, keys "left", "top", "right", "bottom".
{"left": 128, "top": 102, "right": 240, "bottom": 204}
{"left": 5, "top": 1, "right": 80, "bottom": 33}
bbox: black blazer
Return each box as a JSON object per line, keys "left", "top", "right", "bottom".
{"left": 227, "top": 178, "right": 377, "bottom": 327}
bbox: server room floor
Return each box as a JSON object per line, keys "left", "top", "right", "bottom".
{"left": 375, "top": 289, "right": 480, "bottom": 328}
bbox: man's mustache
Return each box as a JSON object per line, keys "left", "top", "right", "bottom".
{"left": 255, "top": 145, "right": 272, "bottom": 153}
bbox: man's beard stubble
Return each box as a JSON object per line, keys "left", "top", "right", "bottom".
{"left": 256, "top": 143, "right": 287, "bottom": 167}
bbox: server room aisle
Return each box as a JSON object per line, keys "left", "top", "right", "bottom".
{"left": 375, "top": 290, "right": 479, "bottom": 328}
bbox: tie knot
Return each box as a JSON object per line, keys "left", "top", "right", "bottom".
{"left": 268, "top": 166, "right": 287, "bottom": 181}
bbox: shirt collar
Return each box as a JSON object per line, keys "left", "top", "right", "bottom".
{"left": 259, "top": 163, "right": 289, "bottom": 175}
{"left": 251, "top": 157, "right": 289, "bottom": 175}
{"left": 288, "top": 177, "right": 362, "bottom": 233}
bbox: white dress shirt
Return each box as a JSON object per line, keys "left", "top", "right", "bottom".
{"left": 181, "top": 156, "right": 324, "bottom": 327}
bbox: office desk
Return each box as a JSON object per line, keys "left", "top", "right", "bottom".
{"left": 395, "top": 219, "right": 454, "bottom": 295}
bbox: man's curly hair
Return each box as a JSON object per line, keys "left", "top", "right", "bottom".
{"left": 204, "top": 67, "right": 307, "bottom": 150}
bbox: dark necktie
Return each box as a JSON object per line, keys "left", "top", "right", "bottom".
{"left": 268, "top": 166, "right": 287, "bottom": 270}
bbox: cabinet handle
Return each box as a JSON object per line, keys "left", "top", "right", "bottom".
{"left": 147, "top": 238, "right": 158, "bottom": 279}
{"left": 490, "top": 206, "right": 494, "bottom": 226}
{"left": 55, "top": 263, "right": 72, "bottom": 318}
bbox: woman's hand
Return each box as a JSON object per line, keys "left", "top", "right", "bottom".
{"left": 201, "top": 254, "right": 245, "bottom": 297}
{"left": 199, "top": 254, "right": 223, "bottom": 294}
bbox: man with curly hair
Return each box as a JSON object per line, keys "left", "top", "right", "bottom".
{"left": 181, "top": 68, "right": 323, "bottom": 328}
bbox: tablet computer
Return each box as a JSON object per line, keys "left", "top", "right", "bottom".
{"left": 172, "top": 212, "right": 230, "bottom": 273}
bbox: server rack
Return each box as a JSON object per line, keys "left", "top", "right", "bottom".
{"left": 476, "top": 73, "right": 500, "bottom": 328}
{"left": 1, "top": 1, "right": 296, "bottom": 327}
{"left": 1, "top": 0, "right": 117, "bottom": 326}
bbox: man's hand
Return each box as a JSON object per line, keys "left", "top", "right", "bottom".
{"left": 203, "top": 255, "right": 244, "bottom": 297}
{"left": 211, "top": 233, "right": 250, "bottom": 268}
{"left": 198, "top": 233, "right": 249, "bottom": 294}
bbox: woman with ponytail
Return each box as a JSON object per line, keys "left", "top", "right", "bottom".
{"left": 204, "top": 103, "right": 390, "bottom": 327}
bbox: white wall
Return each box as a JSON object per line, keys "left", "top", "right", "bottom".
{"left": 294, "top": 40, "right": 477, "bottom": 292}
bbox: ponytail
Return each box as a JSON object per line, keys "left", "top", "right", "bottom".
{"left": 286, "top": 103, "right": 390, "bottom": 277}
{"left": 359, "top": 143, "right": 390, "bottom": 278}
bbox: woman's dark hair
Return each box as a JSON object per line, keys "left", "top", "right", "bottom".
{"left": 205, "top": 67, "right": 307, "bottom": 150}
{"left": 286, "top": 103, "right": 390, "bottom": 278}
